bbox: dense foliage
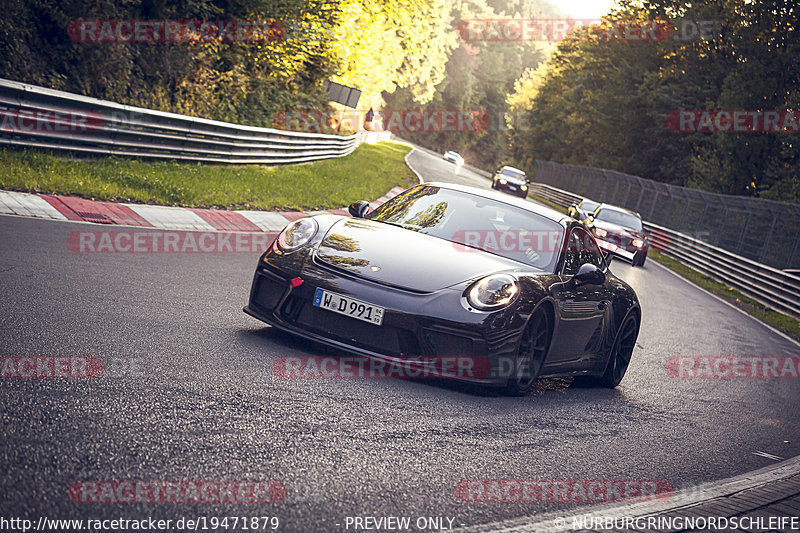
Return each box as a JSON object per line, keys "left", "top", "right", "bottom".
{"left": 1, "top": 0, "right": 796, "bottom": 201}
{"left": 508, "top": 0, "right": 800, "bottom": 201}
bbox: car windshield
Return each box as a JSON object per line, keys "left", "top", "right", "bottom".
{"left": 595, "top": 208, "right": 643, "bottom": 231}
{"left": 369, "top": 185, "right": 564, "bottom": 272}
{"left": 500, "top": 168, "right": 525, "bottom": 179}
{"left": 580, "top": 200, "right": 599, "bottom": 212}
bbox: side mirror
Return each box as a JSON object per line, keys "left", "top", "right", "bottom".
{"left": 348, "top": 200, "right": 371, "bottom": 218}
{"left": 572, "top": 263, "right": 606, "bottom": 286}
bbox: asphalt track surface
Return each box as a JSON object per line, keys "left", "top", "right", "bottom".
{"left": 1, "top": 149, "right": 799, "bottom": 532}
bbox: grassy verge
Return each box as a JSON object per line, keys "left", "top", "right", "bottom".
{"left": 528, "top": 193, "right": 568, "bottom": 213}
{"left": 0, "top": 142, "right": 416, "bottom": 211}
{"left": 530, "top": 192, "right": 800, "bottom": 341}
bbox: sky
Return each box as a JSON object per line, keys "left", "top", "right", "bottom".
{"left": 550, "top": 0, "right": 619, "bottom": 19}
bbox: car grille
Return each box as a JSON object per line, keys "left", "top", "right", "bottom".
{"left": 251, "top": 273, "right": 287, "bottom": 312}
{"left": 284, "top": 295, "right": 421, "bottom": 358}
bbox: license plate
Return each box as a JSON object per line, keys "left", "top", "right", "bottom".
{"left": 313, "top": 288, "right": 384, "bottom": 326}
{"left": 508, "top": 185, "right": 517, "bottom": 190}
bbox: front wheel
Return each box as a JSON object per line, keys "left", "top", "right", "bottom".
{"left": 506, "top": 307, "right": 551, "bottom": 396}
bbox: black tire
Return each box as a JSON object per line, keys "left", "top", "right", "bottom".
{"left": 632, "top": 250, "right": 644, "bottom": 267}
{"left": 506, "top": 307, "right": 551, "bottom": 396}
{"left": 638, "top": 250, "right": 647, "bottom": 266}
{"left": 581, "top": 312, "right": 639, "bottom": 388}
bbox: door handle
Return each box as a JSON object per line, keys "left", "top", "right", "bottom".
{"left": 597, "top": 301, "right": 607, "bottom": 311}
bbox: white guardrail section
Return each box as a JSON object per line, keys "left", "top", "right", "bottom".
{"left": 528, "top": 182, "right": 800, "bottom": 318}
{"left": 0, "top": 78, "right": 390, "bottom": 164}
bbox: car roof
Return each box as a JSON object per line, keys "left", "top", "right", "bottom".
{"left": 423, "top": 181, "right": 571, "bottom": 226}
{"left": 500, "top": 165, "right": 525, "bottom": 174}
{"left": 595, "top": 203, "right": 642, "bottom": 219}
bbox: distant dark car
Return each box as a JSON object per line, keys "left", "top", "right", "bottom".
{"left": 582, "top": 203, "right": 649, "bottom": 267}
{"left": 244, "top": 182, "right": 641, "bottom": 395}
{"left": 567, "top": 199, "right": 600, "bottom": 222}
{"left": 443, "top": 150, "right": 464, "bottom": 166}
{"left": 491, "top": 166, "right": 528, "bottom": 198}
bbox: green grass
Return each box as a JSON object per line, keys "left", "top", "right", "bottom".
{"left": 0, "top": 142, "right": 417, "bottom": 211}
{"left": 529, "top": 192, "right": 800, "bottom": 341}
{"left": 528, "top": 193, "right": 569, "bottom": 213}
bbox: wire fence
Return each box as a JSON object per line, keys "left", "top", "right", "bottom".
{"left": 535, "top": 160, "right": 800, "bottom": 271}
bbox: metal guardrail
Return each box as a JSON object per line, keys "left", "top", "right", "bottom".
{"left": 0, "top": 78, "right": 389, "bottom": 164}
{"left": 528, "top": 182, "right": 800, "bottom": 318}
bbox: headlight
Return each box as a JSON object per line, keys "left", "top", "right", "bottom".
{"left": 499, "top": 178, "right": 507, "bottom": 185}
{"left": 277, "top": 218, "right": 318, "bottom": 251}
{"left": 632, "top": 238, "right": 644, "bottom": 248}
{"left": 594, "top": 228, "right": 608, "bottom": 238}
{"left": 467, "top": 274, "right": 519, "bottom": 310}
{"left": 520, "top": 185, "right": 528, "bottom": 190}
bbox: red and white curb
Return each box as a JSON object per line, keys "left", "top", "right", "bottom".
{"left": 0, "top": 187, "right": 406, "bottom": 231}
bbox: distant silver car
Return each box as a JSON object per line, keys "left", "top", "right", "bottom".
{"left": 443, "top": 150, "right": 464, "bottom": 166}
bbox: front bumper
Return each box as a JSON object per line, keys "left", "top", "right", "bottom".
{"left": 492, "top": 180, "right": 528, "bottom": 197}
{"left": 245, "top": 259, "right": 525, "bottom": 385}
{"left": 595, "top": 238, "right": 645, "bottom": 262}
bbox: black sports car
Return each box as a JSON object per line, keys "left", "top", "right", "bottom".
{"left": 244, "top": 183, "right": 641, "bottom": 395}
{"left": 491, "top": 165, "right": 529, "bottom": 198}
{"left": 583, "top": 204, "right": 650, "bottom": 267}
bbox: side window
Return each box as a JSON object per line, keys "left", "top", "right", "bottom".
{"left": 562, "top": 231, "right": 583, "bottom": 276}
{"left": 579, "top": 230, "right": 605, "bottom": 269}
{"left": 562, "top": 228, "right": 605, "bottom": 276}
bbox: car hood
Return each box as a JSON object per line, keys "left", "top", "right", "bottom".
{"left": 313, "top": 218, "right": 524, "bottom": 292}
{"left": 592, "top": 219, "right": 644, "bottom": 239}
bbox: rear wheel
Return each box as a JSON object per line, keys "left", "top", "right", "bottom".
{"left": 506, "top": 308, "right": 551, "bottom": 396}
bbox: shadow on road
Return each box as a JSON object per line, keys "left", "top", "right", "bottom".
{"left": 235, "top": 326, "right": 627, "bottom": 401}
